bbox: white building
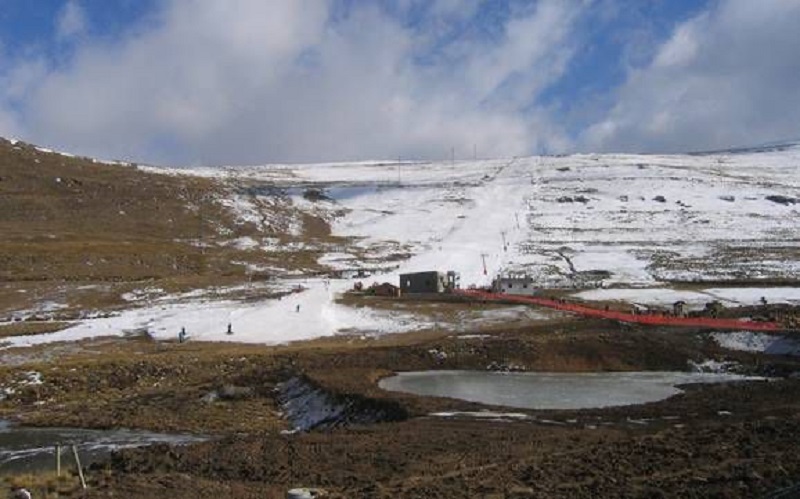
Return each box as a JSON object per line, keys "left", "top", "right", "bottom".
{"left": 493, "top": 273, "right": 539, "bottom": 296}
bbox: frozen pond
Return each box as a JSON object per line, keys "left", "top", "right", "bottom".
{"left": 379, "top": 370, "right": 763, "bottom": 410}
{"left": 0, "top": 420, "right": 206, "bottom": 473}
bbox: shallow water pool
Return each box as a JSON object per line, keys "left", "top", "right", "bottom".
{"left": 379, "top": 370, "right": 762, "bottom": 410}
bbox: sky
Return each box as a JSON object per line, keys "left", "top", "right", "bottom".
{"left": 0, "top": 0, "right": 798, "bottom": 165}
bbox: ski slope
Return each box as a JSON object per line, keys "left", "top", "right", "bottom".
{"left": 216, "top": 145, "right": 800, "bottom": 288}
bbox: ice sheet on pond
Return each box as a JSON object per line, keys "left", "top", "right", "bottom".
{"left": 379, "top": 370, "right": 764, "bottom": 410}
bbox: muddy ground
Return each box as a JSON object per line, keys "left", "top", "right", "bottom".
{"left": 1, "top": 314, "right": 800, "bottom": 498}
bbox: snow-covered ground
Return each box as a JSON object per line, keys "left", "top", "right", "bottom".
{"left": 1, "top": 279, "right": 560, "bottom": 349}
{"left": 711, "top": 331, "right": 800, "bottom": 356}
{"left": 2, "top": 279, "right": 421, "bottom": 348}
{"left": 4, "top": 141, "right": 800, "bottom": 348}
{"left": 209, "top": 146, "right": 800, "bottom": 289}
{"left": 574, "top": 287, "right": 800, "bottom": 310}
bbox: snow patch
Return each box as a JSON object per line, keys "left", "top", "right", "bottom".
{"left": 0, "top": 280, "right": 434, "bottom": 349}
{"left": 121, "top": 288, "right": 165, "bottom": 302}
{"left": 688, "top": 359, "right": 739, "bottom": 374}
{"left": 219, "top": 195, "right": 262, "bottom": 227}
{"left": 430, "top": 411, "right": 531, "bottom": 420}
{"left": 712, "top": 331, "right": 800, "bottom": 356}
{"left": 225, "top": 236, "right": 260, "bottom": 251}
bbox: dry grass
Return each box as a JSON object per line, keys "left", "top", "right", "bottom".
{"left": 0, "top": 322, "right": 71, "bottom": 339}
{"left": 1, "top": 471, "right": 84, "bottom": 498}
{"left": 0, "top": 336, "right": 291, "bottom": 433}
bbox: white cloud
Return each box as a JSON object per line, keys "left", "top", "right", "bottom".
{"left": 57, "top": 1, "right": 87, "bottom": 40}
{"left": 2, "top": 0, "right": 586, "bottom": 164}
{"left": 583, "top": 0, "right": 800, "bottom": 153}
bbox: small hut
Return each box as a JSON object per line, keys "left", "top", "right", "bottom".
{"left": 399, "top": 271, "right": 459, "bottom": 294}
{"left": 370, "top": 282, "right": 400, "bottom": 297}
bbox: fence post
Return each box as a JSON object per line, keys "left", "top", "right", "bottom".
{"left": 55, "top": 444, "right": 61, "bottom": 477}
{"left": 71, "top": 445, "right": 87, "bottom": 489}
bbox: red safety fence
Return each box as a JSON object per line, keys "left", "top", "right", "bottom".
{"left": 456, "top": 289, "right": 785, "bottom": 332}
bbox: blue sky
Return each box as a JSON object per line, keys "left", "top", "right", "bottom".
{"left": 0, "top": 0, "right": 798, "bottom": 164}
{"left": 1, "top": 0, "right": 154, "bottom": 53}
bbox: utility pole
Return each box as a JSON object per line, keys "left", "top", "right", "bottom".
{"left": 481, "top": 253, "right": 488, "bottom": 276}
{"left": 501, "top": 231, "right": 507, "bottom": 252}
{"left": 451, "top": 146, "right": 455, "bottom": 166}
{"left": 515, "top": 212, "right": 520, "bottom": 229}
{"left": 198, "top": 195, "right": 203, "bottom": 252}
{"left": 197, "top": 192, "right": 206, "bottom": 274}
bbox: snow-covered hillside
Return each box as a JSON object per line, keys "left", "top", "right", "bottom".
{"left": 4, "top": 142, "right": 800, "bottom": 347}
{"left": 207, "top": 144, "right": 800, "bottom": 288}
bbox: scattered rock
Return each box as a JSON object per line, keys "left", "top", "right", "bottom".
{"left": 287, "top": 488, "right": 327, "bottom": 499}
{"left": 428, "top": 348, "right": 448, "bottom": 363}
{"left": 653, "top": 195, "right": 667, "bottom": 203}
{"left": 201, "top": 391, "right": 219, "bottom": 404}
{"left": 486, "top": 361, "right": 526, "bottom": 372}
{"left": 719, "top": 195, "right": 736, "bottom": 202}
{"left": 201, "top": 384, "right": 256, "bottom": 403}
{"left": 765, "top": 195, "right": 799, "bottom": 205}
{"left": 218, "top": 384, "right": 255, "bottom": 400}
{"left": 303, "top": 189, "right": 330, "bottom": 202}
{"left": 556, "top": 195, "right": 590, "bottom": 204}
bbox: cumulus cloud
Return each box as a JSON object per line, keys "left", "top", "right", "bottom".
{"left": 1, "top": 0, "right": 587, "bottom": 164}
{"left": 56, "top": 1, "right": 87, "bottom": 40}
{"left": 6, "top": 0, "right": 794, "bottom": 162}
{"left": 583, "top": 0, "right": 800, "bottom": 153}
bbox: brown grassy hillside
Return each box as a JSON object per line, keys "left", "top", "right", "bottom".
{"left": 0, "top": 139, "right": 236, "bottom": 280}
{"left": 0, "top": 138, "right": 337, "bottom": 317}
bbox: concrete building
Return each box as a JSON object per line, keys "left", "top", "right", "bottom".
{"left": 494, "top": 273, "right": 539, "bottom": 296}
{"left": 399, "top": 271, "right": 460, "bottom": 294}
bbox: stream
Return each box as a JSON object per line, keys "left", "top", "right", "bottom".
{"left": 0, "top": 420, "right": 206, "bottom": 473}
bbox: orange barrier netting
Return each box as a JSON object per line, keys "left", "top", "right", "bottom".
{"left": 456, "top": 289, "right": 784, "bottom": 332}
